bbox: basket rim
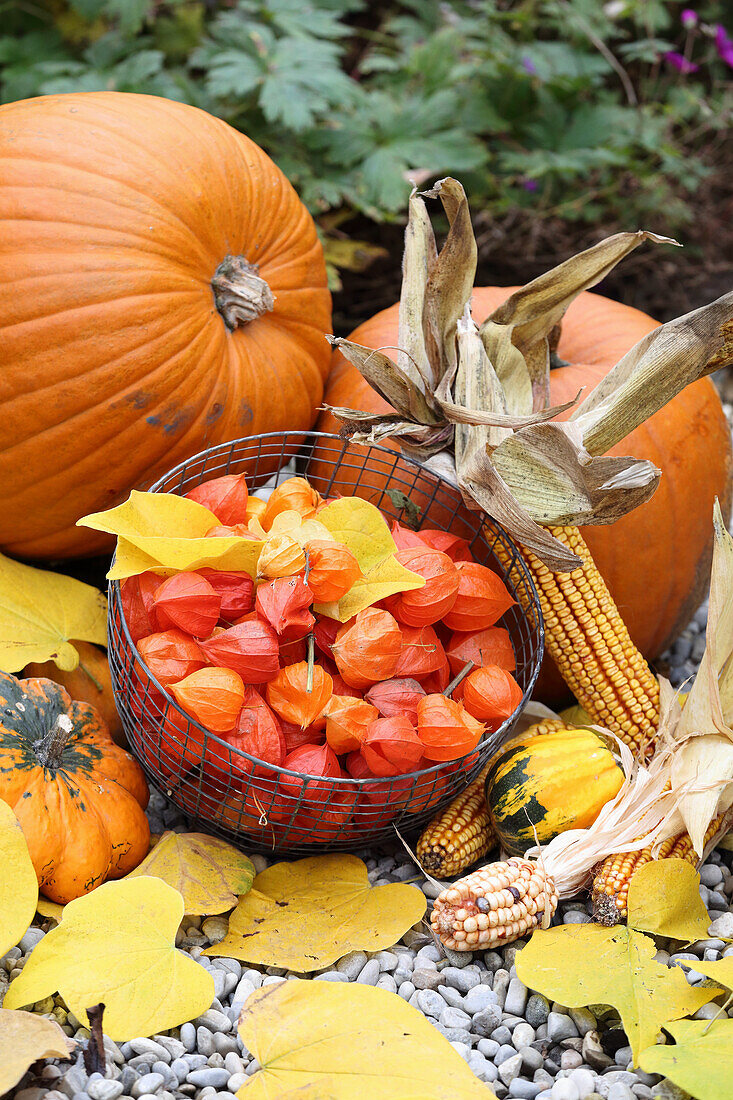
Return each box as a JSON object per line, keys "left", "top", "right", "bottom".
{"left": 111, "top": 429, "right": 544, "bottom": 790}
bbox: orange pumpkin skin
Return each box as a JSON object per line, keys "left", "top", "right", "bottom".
{"left": 0, "top": 92, "right": 332, "bottom": 559}
{"left": 0, "top": 674, "right": 150, "bottom": 903}
{"left": 314, "top": 288, "right": 732, "bottom": 680}
{"left": 24, "top": 642, "right": 125, "bottom": 747}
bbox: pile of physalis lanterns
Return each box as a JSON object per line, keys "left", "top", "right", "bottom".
{"left": 119, "top": 472, "right": 523, "bottom": 842}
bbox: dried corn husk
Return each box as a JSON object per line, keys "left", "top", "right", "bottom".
{"left": 326, "top": 178, "right": 733, "bottom": 571}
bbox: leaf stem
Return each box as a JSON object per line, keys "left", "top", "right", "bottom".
{"left": 306, "top": 633, "right": 315, "bottom": 694}
{"left": 445, "top": 659, "right": 475, "bottom": 698}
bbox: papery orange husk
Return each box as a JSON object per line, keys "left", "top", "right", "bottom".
{"left": 447, "top": 626, "right": 516, "bottom": 675}
{"left": 324, "top": 696, "right": 379, "bottom": 754}
{"left": 462, "top": 665, "right": 523, "bottom": 727}
{"left": 206, "top": 522, "right": 260, "bottom": 540}
{"left": 305, "top": 539, "right": 362, "bottom": 603}
{"left": 384, "top": 547, "right": 459, "bottom": 627}
{"left": 390, "top": 521, "right": 428, "bottom": 551}
{"left": 256, "top": 575, "right": 314, "bottom": 637}
{"left": 199, "top": 620, "right": 280, "bottom": 683}
{"left": 442, "top": 562, "right": 515, "bottom": 631}
{"left": 346, "top": 751, "right": 409, "bottom": 827}
{"left": 332, "top": 607, "right": 402, "bottom": 689}
{"left": 417, "top": 529, "right": 473, "bottom": 562}
{"left": 314, "top": 615, "right": 342, "bottom": 658}
{"left": 362, "top": 715, "right": 424, "bottom": 777}
{"left": 138, "top": 629, "right": 206, "bottom": 687}
{"left": 276, "top": 786, "right": 359, "bottom": 842}
{"left": 153, "top": 572, "right": 221, "bottom": 637}
{"left": 279, "top": 636, "right": 309, "bottom": 666}
{"left": 420, "top": 648, "right": 451, "bottom": 694}
{"left": 170, "top": 666, "right": 245, "bottom": 733}
{"left": 394, "top": 624, "right": 446, "bottom": 679}
{"left": 266, "top": 661, "right": 333, "bottom": 729}
{"left": 199, "top": 568, "right": 255, "bottom": 621}
{"left": 121, "top": 571, "right": 164, "bottom": 642}
{"left": 257, "top": 534, "right": 306, "bottom": 579}
{"left": 278, "top": 742, "right": 343, "bottom": 803}
{"left": 262, "top": 476, "right": 322, "bottom": 530}
{"left": 330, "top": 669, "right": 362, "bottom": 699}
{"left": 365, "top": 677, "right": 426, "bottom": 722}
{"left": 226, "top": 685, "right": 285, "bottom": 774}
{"left": 403, "top": 767, "right": 451, "bottom": 812}
{"left": 281, "top": 720, "right": 326, "bottom": 752}
{"left": 245, "top": 495, "right": 267, "bottom": 525}
{"left": 417, "top": 694, "right": 485, "bottom": 762}
{"left": 186, "top": 473, "right": 249, "bottom": 525}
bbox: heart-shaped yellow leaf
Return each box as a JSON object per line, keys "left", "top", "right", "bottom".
{"left": 0, "top": 801, "right": 38, "bottom": 956}
{"left": 315, "top": 498, "right": 424, "bottom": 621}
{"left": 0, "top": 1009, "right": 71, "bottom": 1094}
{"left": 78, "top": 491, "right": 264, "bottom": 581}
{"left": 126, "top": 831, "right": 254, "bottom": 915}
{"left": 205, "top": 853, "right": 425, "bottom": 972}
{"left": 4, "top": 876, "right": 214, "bottom": 1040}
{"left": 237, "top": 979, "right": 492, "bottom": 1098}
{"left": 0, "top": 553, "right": 107, "bottom": 673}
{"left": 639, "top": 1018, "right": 733, "bottom": 1100}
{"left": 688, "top": 956, "right": 733, "bottom": 988}
{"left": 516, "top": 925, "right": 719, "bottom": 1063}
{"left": 627, "top": 858, "right": 712, "bottom": 942}
{"left": 36, "top": 897, "right": 64, "bottom": 925}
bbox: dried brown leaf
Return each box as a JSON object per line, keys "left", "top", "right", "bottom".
{"left": 325, "top": 337, "right": 440, "bottom": 425}
{"left": 398, "top": 189, "right": 437, "bottom": 391}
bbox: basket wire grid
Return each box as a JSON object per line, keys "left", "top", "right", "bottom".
{"left": 108, "top": 431, "right": 544, "bottom": 853}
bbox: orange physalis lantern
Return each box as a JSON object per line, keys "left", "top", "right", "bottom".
{"left": 206, "top": 523, "right": 259, "bottom": 539}
{"left": 266, "top": 662, "right": 333, "bottom": 729}
{"left": 200, "top": 568, "right": 255, "bottom": 621}
{"left": 324, "top": 696, "right": 378, "bottom": 754}
{"left": 121, "top": 571, "right": 164, "bottom": 642}
{"left": 138, "top": 630, "right": 205, "bottom": 687}
{"left": 281, "top": 720, "right": 326, "bottom": 753}
{"left": 255, "top": 576, "right": 314, "bottom": 637}
{"left": 390, "top": 521, "right": 427, "bottom": 551}
{"left": 305, "top": 540, "right": 362, "bottom": 603}
{"left": 419, "top": 647, "right": 451, "bottom": 694}
{"left": 442, "top": 562, "right": 515, "bottom": 631}
{"left": 262, "top": 477, "right": 322, "bottom": 530}
{"left": 199, "top": 620, "right": 280, "bottom": 683}
{"left": 329, "top": 669, "right": 362, "bottom": 699}
{"left": 416, "top": 528, "right": 473, "bottom": 562}
{"left": 313, "top": 615, "right": 341, "bottom": 658}
{"left": 403, "top": 767, "right": 450, "bottom": 813}
{"left": 446, "top": 626, "right": 516, "bottom": 675}
{"left": 278, "top": 636, "right": 309, "bottom": 666}
{"left": 278, "top": 743, "right": 342, "bottom": 802}
{"left": 394, "top": 624, "right": 445, "bottom": 679}
{"left": 245, "top": 496, "right": 267, "bottom": 525}
{"left": 257, "top": 534, "right": 306, "bottom": 579}
{"left": 384, "top": 547, "right": 458, "bottom": 627}
{"left": 416, "top": 694, "right": 484, "bottom": 762}
{"left": 170, "top": 666, "right": 245, "bottom": 733}
{"left": 228, "top": 686, "right": 285, "bottom": 773}
{"left": 365, "top": 677, "right": 425, "bottom": 722}
{"left": 361, "top": 716, "right": 424, "bottom": 777}
{"left": 331, "top": 607, "right": 402, "bottom": 689}
{"left": 153, "top": 572, "right": 221, "bottom": 637}
{"left": 186, "top": 473, "right": 249, "bottom": 525}
{"left": 462, "top": 666, "right": 523, "bottom": 727}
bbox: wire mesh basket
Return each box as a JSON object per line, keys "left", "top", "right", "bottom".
{"left": 108, "top": 431, "right": 544, "bottom": 853}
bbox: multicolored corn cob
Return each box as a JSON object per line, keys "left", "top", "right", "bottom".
{"left": 430, "top": 857, "right": 559, "bottom": 951}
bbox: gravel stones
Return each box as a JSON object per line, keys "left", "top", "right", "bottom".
{"left": 336, "top": 951, "right": 367, "bottom": 979}
{"left": 548, "top": 1012, "right": 579, "bottom": 1042}
{"left": 464, "top": 985, "right": 500, "bottom": 1014}
{"left": 526, "top": 994, "right": 551, "bottom": 1027}
{"left": 441, "top": 965, "right": 481, "bottom": 993}
{"left": 472, "top": 1004, "right": 503, "bottom": 1036}
{"left": 499, "top": 1052, "right": 523, "bottom": 1086}
{"left": 130, "top": 1074, "right": 164, "bottom": 1097}
{"left": 86, "top": 1083, "right": 123, "bottom": 1100}
{"left": 416, "top": 989, "right": 445, "bottom": 1018}
{"left": 709, "top": 912, "right": 733, "bottom": 938}
{"left": 505, "top": 978, "right": 529, "bottom": 1016}
{"left": 412, "top": 967, "right": 442, "bottom": 990}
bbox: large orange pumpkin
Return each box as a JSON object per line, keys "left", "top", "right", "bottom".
{"left": 0, "top": 92, "right": 331, "bottom": 559}
{"left": 314, "top": 288, "right": 732, "bottom": 687}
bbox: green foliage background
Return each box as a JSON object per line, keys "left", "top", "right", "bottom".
{"left": 1, "top": 0, "right": 731, "bottom": 236}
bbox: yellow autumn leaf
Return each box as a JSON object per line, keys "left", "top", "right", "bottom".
{"left": 689, "top": 956, "right": 733, "bottom": 988}
{"left": 314, "top": 498, "right": 424, "bottom": 621}
{"left": 639, "top": 1019, "right": 733, "bottom": 1100}
{"left": 627, "top": 859, "right": 712, "bottom": 942}
{"left": 36, "top": 897, "right": 64, "bottom": 925}
{"left": 126, "top": 831, "right": 255, "bottom": 915}
{"left": 0, "top": 1009, "right": 72, "bottom": 1094}
{"left": 515, "top": 925, "right": 719, "bottom": 1062}
{"left": 205, "top": 853, "right": 425, "bottom": 972}
{"left": 4, "top": 876, "right": 214, "bottom": 1040}
{"left": 77, "top": 491, "right": 264, "bottom": 581}
{"left": 0, "top": 801, "right": 38, "bottom": 956}
{"left": 0, "top": 552, "right": 107, "bottom": 673}
{"left": 237, "top": 979, "right": 492, "bottom": 1099}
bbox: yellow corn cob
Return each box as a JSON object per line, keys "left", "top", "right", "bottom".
{"left": 431, "top": 857, "right": 559, "bottom": 950}
{"left": 493, "top": 524, "right": 660, "bottom": 756}
{"left": 592, "top": 814, "right": 726, "bottom": 924}
{"left": 416, "top": 719, "right": 567, "bottom": 877}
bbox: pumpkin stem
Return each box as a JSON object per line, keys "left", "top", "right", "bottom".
{"left": 36, "top": 714, "right": 74, "bottom": 769}
{"left": 212, "top": 255, "right": 275, "bottom": 330}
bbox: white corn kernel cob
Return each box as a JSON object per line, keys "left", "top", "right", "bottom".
{"left": 430, "top": 857, "right": 559, "bottom": 951}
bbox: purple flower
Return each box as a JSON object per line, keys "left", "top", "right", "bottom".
{"left": 715, "top": 25, "right": 733, "bottom": 68}
{"left": 663, "top": 50, "right": 699, "bottom": 73}
{"left": 521, "top": 56, "right": 537, "bottom": 75}
{"left": 521, "top": 178, "right": 538, "bottom": 193}
{"left": 680, "top": 8, "right": 698, "bottom": 29}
